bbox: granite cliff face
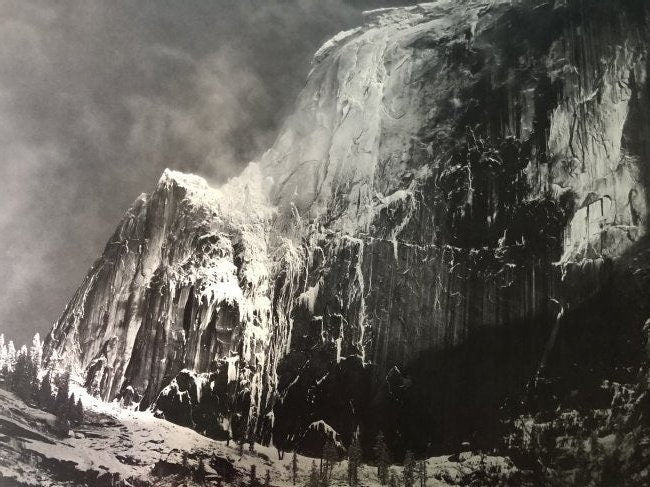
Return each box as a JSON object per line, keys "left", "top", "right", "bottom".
{"left": 45, "top": 0, "right": 650, "bottom": 456}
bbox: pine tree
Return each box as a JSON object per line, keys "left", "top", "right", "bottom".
{"left": 402, "top": 451, "right": 415, "bottom": 487}
{"left": 308, "top": 460, "right": 320, "bottom": 487}
{"left": 264, "top": 469, "right": 271, "bottom": 487}
{"left": 417, "top": 460, "right": 426, "bottom": 487}
{"left": 75, "top": 398, "right": 84, "bottom": 424}
{"left": 292, "top": 451, "right": 299, "bottom": 485}
{"left": 54, "top": 368, "right": 70, "bottom": 394}
{"left": 26, "top": 351, "right": 39, "bottom": 401}
{"left": 10, "top": 349, "right": 25, "bottom": 393}
{"left": 53, "top": 375, "right": 71, "bottom": 436}
{"left": 323, "top": 439, "right": 338, "bottom": 481}
{"left": 389, "top": 469, "right": 400, "bottom": 487}
{"left": 12, "top": 347, "right": 36, "bottom": 402}
{"left": 67, "top": 393, "right": 76, "bottom": 423}
{"left": 38, "top": 370, "right": 54, "bottom": 411}
{"left": 55, "top": 370, "right": 71, "bottom": 418}
{"left": 374, "top": 432, "right": 390, "bottom": 485}
{"left": 250, "top": 464, "right": 257, "bottom": 486}
{"left": 347, "top": 437, "right": 362, "bottom": 487}
{"left": 0, "top": 364, "right": 9, "bottom": 384}
{"left": 320, "top": 466, "right": 329, "bottom": 487}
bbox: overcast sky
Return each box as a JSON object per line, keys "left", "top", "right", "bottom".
{"left": 0, "top": 0, "right": 418, "bottom": 345}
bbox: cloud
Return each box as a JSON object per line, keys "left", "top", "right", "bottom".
{"left": 0, "top": 0, "right": 419, "bottom": 345}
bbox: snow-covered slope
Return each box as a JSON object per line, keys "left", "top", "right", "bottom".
{"left": 0, "top": 387, "right": 518, "bottom": 486}
{"left": 44, "top": 0, "right": 650, "bottom": 455}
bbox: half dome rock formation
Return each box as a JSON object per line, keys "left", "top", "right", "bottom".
{"left": 45, "top": 0, "right": 650, "bottom": 456}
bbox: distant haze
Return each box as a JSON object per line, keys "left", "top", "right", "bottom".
{"left": 0, "top": 0, "right": 418, "bottom": 345}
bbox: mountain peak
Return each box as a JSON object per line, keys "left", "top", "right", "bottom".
{"left": 42, "top": 0, "right": 650, "bottom": 470}
{"left": 158, "top": 168, "right": 210, "bottom": 190}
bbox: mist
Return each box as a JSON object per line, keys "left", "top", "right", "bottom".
{"left": 0, "top": 0, "right": 419, "bottom": 345}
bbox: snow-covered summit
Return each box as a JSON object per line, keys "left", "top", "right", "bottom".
{"left": 156, "top": 164, "right": 275, "bottom": 225}
{"left": 158, "top": 167, "right": 210, "bottom": 191}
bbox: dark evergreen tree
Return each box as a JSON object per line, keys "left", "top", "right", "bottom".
{"left": 54, "top": 383, "right": 71, "bottom": 436}
{"left": 417, "top": 460, "right": 426, "bottom": 487}
{"left": 264, "top": 469, "right": 271, "bottom": 487}
{"left": 54, "top": 370, "right": 70, "bottom": 417}
{"left": 347, "top": 437, "right": 362, "bottom": 487}
{"left": 292, "top": 451, "right": 299, "bottom": 485}
{"left": 323, "top": 439, "right": 338, "bottom": 481}
{"left": 67, "top": 393, "right": 76, "bottom": 423}
{"left": 11, "top": 353, "right": 23, "bottom": 394}
{"left": 374, "top": 432, "right": 390, "bottom": 485}
{"left": 26, "top": 352, "right": 39, "bottom": 402}
{"left": 75, "top": 398, "right": 84, "bottom": 424}
{"left": 250, "top": 464, "right": 257, "bottom": 486}
{"left": 14, "top": 349, "right": 38, "bottom": 403}
{"left": 38, "top": 370, "right": 54, "bottom": 411}
{"left": 54, "top": 369, "right": 70, "bottom": 393}
{"left": 0, "top": 363, "right": 10, "bottom": 384}
{"left": 573, "top": 437, "right": 591, "bottom": 486}
{"left": 389, "top": 469, "right": 400, "bottom": 487}
{"left": 308, "top": 460, "right": 320, "bottom": 487}
{"left": 319, "top": 465, "right": 329, "bottom": 487}
{"left": 402, "top": 451, "right": 415, "bottom": 487}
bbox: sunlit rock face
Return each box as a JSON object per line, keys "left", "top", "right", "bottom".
{"left": 45, "top": 0, "right": 650, "bottom": 455}
{"left": 44, "top": 167, "right": 277, "bottom": 416}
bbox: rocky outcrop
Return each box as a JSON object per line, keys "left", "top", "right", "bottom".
{"left": 44, "top": 166, "right": 277, "bottom": 414}
{"left": 45, "top": 0, "right": 650, "bottom": 456}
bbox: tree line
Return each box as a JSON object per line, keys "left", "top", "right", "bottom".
{"left": 3, "top": 333, "right": 436, "bottom": 486}
{"left": 0, "top": 333, "right": 84, "bottom": 431}
{"left": 296, "top": 432, "right": 427, "bottom": 487}
{"left": 187, "top": 432, "right": 428, "bottom": 487}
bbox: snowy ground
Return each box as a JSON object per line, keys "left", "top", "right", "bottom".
{"left": 0, "top": 386, "right": 515, "bottom": 486}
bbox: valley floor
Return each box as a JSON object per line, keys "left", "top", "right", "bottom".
{"left": 0, "top": 387, "right": 515, "bottom": 486}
